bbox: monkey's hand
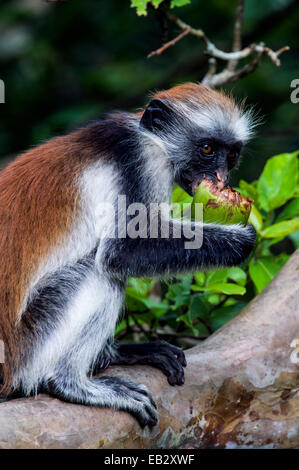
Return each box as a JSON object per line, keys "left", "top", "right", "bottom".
{"left": 112, "top": 340, "right": 187, "bottom": 386}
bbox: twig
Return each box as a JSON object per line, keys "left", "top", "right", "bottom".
{"left": 169, "top": 15, "right": 288, "bottom": 64}
{"left": 232, "top": 0, "right": 245, "bottom": 52}
{"left": 147, "top": 27, "right": 190, "bottom": 58}
{"left": 263, "top": 45, "right": 290, "bottom": 67}
{"left": 202, "top": 42, "right": 289, "bottom": 87}
{"left": 227, "top": 0, "right": 245, "bottom": 72}
{"left": 146, "top": 1, "right": 290, "bottom": 88}
{"left": 167, "top": 13, "right": 208, "bottom": 44}
{"left": 153, "top": 0, "right": 170, "bottom": 44}
{"left": 203, "top": 57, "right": 217, "bottom": 84}
{"left": 202, "top": 48, "right": 263, "bottom": 87}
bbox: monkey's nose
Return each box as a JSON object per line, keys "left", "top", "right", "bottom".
{"left": 215, "top": 170, "right": 228, "bottom": 186}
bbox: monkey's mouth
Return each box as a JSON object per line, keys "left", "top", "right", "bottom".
{"left": 179, "top": 175, "right": 221, "bottom": 197}
{"left": 192, "top": 171, "right": 229, "bottom": 196}
{"left": 177, "top": 173, "right": 205, "bottom": 196}
{"left": 192, "top": 174, "right": 226, "bottom": 196}
{"left": 178, "top": 170, "right": 228, "bottom": 197}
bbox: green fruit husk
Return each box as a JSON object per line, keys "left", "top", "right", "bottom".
{"left": 192, "top": 179, "right": 253, "bottom": 226}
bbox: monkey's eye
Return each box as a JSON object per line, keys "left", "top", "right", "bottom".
{"left": 228, "top": 150, "right": 238, "bottom": 159}
{"left": 200, "top": 144, "right": 213, "bottom": 155}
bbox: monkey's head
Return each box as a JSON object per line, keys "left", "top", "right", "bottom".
{"left": 140, "top": 82, "right": 256, "bottom": 195}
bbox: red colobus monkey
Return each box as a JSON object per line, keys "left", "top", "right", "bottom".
{"left": 0, "top": 83, "right": 256, "bottom": 427}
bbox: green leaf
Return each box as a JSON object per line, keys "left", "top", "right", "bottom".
{"left": 276, "top": 198, "right": 299, "bottom": 222}
{"left": 176, "top": 313, "right": 191, "bottom": 326}
{"left": 249, "top": 257, "right": 282, "bottom": 292}
{"left": 226, "top": 267, "right": 247, "bottom": 286}
{"left": 176, "top": 313, "right": 209, "bottom": 336}
{"left": 166, "top": 281, "right": 191, "bottom": 309}
{"left": 249, "top": 204, "right": 264, "bottom": 231}
{"left": 193, "top": 323, "right": 210, "bottom": 337}
{"left": 210, "top": 303, "right": 246, "bottom": 331}
{"left": 238, "top": 180, "right": 258, "bottom": 201}
{"left": 207, "top": 294, "right": 221, "bottom": 305}
{"left": 261, "top": 237, "right": 285, "bottom": 254}
{"left": 194, "top": 272, "right": 205, "bottom": 286}
{"left": 126, "top": 287, "right": 147, "bottom": 312}
{"left": 257, "top": 152, "right": 299, "bottom": 211}
{"left": 152, "top": 0, "right": 164, "bottom": 7}
{"left": 192, "top": 283, "right": 246, "bottom": 295}
{"left": 115, "top": 318, "right": 133, "bottom": 335}
{"left": 138, "top": 298, "right": 168, "bottom": 310}
{"left": 262, "top": 218, "right": 299, "bottom": 238}
{"left": 170, "top": 0, "right": 191, "bottom": 8}
{"left": 131, "top": 0, "right": 149, "bottom": 16}
{"left": 206, "top": 269, "right": 228, "bottom": 286}
{"left": 128, "top": 278, "right": 153, "bottom": 296}
{"left": 130, "top": 0, "right": 165, "bottom": 15}
{"left": 289, "top": 230, "right": 299, "bottom": 248}
{"left": 205, "top": 267, "right": 247, "bottom": 289}
{"left": 177, "top": 297, "right": 210, "bottom": 336}
{"left": 189, "top": 294, "right": 210, "bottom": 321}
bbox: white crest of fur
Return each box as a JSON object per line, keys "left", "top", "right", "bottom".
{"left": 177, "top": 101, "right": 254, "bottom": 142}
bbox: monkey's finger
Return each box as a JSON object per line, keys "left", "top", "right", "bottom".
{"left": 159, "top": 351, "right": 185, "bottom": 385}
{"left": 152, "top": 354, "right": 185, "bottom": 386}
{"left": 156, "top": 340, "right": 187, "bottom": 367}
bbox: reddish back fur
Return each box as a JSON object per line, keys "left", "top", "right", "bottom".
{"left": 0, "top": 132, "right": 93, "bottom": 394}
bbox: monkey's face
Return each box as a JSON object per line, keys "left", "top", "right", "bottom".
{"left": 174, "top": 132, "right": 243, "bottom": 196}
{"left": 140, "top": 94, "right": 251, "bottom": 196}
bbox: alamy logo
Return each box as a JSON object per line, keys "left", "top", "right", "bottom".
{"left": 95, "top": 197, "right": 204, "bottom": 250}
{"left": 290, "top": 339, "right": 299, "bottom": 364}
{"left": 0, "top": 80, "right": 4, "bottom": 104}
{"left": 290, "top": 79, "right": 299, "bottom": 104}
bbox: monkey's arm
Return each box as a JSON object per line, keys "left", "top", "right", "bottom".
{"left": 104, "top": 221, "right": 256, "bottom": 277}
{"left": 94, "top": 340, "right": 187, "bottom": 386}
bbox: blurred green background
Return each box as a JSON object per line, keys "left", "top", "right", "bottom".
{"left": 0, "top": 0, "right": 298, "bottom": 184}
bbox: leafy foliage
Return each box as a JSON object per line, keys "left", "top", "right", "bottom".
{"left": 119, "top": 151, "right": 299, "bottom": 342}
{"left": 131, "top": 0, "right": 191, "bottom": 16}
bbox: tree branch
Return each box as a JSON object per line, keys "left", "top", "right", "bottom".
{"left": 227, "top": 0, "right": 245, "bottom": 72}
{"left": 147, "top": 1, "right": 290, "bottom": 88}
{"left": 147, "top": 27, "right": 191, "bottom": 59}
{"left": 202, "top": 48, "right": 264, "bottom": 88}
{"left": 1, "top": 250, "right": 298, "bottom": 448}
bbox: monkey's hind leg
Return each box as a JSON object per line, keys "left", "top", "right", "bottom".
{"left": 100, "top": 340, "right": 187, "bottom": 386}
{"left": 46, "top": 362, "right": 158, "bottom": 428}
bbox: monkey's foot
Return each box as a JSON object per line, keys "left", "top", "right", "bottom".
{"left": 98, "top": 376, "right": 158, "bottom": 428}
{"left": 113, "top": 340, "right": 187, "bottom": 386}
{"left": 47, "top": 375, "right": 158, "bottom": 429}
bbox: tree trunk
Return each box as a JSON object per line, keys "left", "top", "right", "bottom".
{"left": 0, "top": 250, "right": 298, "bottom": 449}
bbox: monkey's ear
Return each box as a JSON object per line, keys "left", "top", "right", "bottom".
{"left": 140, "top": 99, "right": 172, "bottom": 133}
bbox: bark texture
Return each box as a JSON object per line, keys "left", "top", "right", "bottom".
{"left": 0, "top": 250, "right": 298, "bottom": 449}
